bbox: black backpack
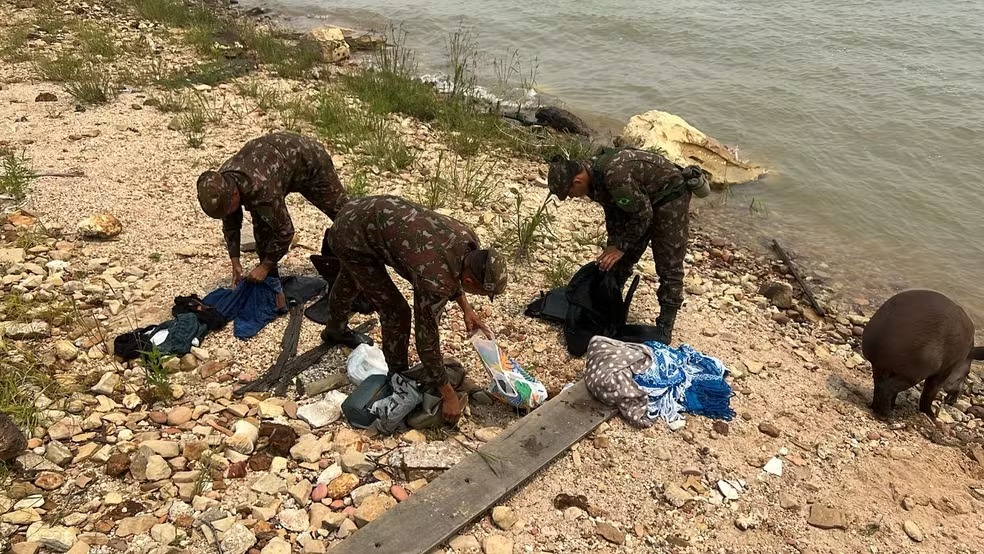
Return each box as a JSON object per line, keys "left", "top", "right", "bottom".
{"left": 526, "top": 263, "right": 660, "bottom": 357}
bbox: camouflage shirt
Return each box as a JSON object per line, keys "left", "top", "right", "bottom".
{"left": 332, "top": 195, "right": 480, "bottom": 302}
{"left": 330, "top": 195, "right": 481, "bottom": 379}
{"left": 588, "top": 148, "right": 685, "bottom": 251}
{"left": 221, "top": 132, "right": 349, "bottom": 263}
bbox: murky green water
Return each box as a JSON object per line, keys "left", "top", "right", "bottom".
{"left": 250, "top": 0, "right": 984, "bottom": 321}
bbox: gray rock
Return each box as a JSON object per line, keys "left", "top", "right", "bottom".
{"left": 0, "top": 413, "right": 27, "bottom": 462}
{"left": 35, "top": 526, "right": 77, "bottom": 552}
{"left": 340, "top": 449, "right": 375, "bottom": 476}
{"left": 15, "top": 452, "right": 62, "bottom": 473}
{"left": 43, "top": 441, "right": 73, "bottom": 467}
{"left": 4, "top": 321, "right": 51, "bottom": 340}
{"left": 759, "top": 281, "right": 794, "bottom": 309}
{"left": 53, "top": 340, "right": 79, "bottom": 361}
{"left": 220, "top": 524, "right": 256, "bottom": 554}
{"left": 903, "top": 520, "right": 924, "bottom": 542}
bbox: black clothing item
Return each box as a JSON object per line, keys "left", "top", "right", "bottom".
{"left": 280, "top": 275, "right": 328, "bottom": 305}
{"left": 113, "top": 324, "right": 157, "bottom": 361}
{"left": 173, "top": 294, "right": 226, "bottom": 331}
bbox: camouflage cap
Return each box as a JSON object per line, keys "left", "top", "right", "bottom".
{"left": 466, "top": 248, "right": 508, "bottom": 300}
{"left": 196, "top": 171, "right": 237, "bottom": 219}
{"left": 547, "top": 158, "right": 582, "bottom": 200}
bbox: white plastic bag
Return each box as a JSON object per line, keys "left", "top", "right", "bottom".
{"left": 346, "top": 344, "right": 388, "bottom": 386}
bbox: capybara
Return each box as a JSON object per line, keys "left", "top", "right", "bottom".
{"left": 862, "top": 289, "right": 984, "bottom": 418}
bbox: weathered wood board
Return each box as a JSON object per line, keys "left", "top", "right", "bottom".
{"left": 329, "top": 380, "right": 616, "bottom": 554}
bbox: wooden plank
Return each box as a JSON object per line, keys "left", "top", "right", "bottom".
{"left": 329, "top": 380, "right": 616, "bottom": 554}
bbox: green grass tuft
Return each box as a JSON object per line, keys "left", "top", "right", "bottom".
{"left": 0, "top": 346, "right": 59, "bottom": 432}
{"left": 545, "top": 258, "right": 575, "bottom": 288}
{"left": 1, "top": 148, "right": 36, "bottom": 201}
{"left": 500, "top": 189, "right": 556, "bottom": 262}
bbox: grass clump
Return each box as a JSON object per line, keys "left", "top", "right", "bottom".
{"left": 346, "top": 169, "right": 374, "bottom": 198}
{"left": 362, "top": 116, "right": 416, "bottom": 173}
{"left": 76, "top": 22, "right": 119, "bottom": 59}
{"left": 424, "top": 150, "right": 500, "bottom": 205}
{"left": 500, "top": 188, "right": 555, "bottom": 262}
{"left": 545, "top": 258, "right": 575, "bottom": 288}
{"left": 0, "top": 23, "right": 33, "bottom": 62}
{"left": 0, "top": 346, "right": 59, "bottom": 431}
{"left": 141, "top": 347, "right": 173, "bottom": 404}
{"left": 1, "top": 148, "right": 36, "bottom": 201}
{"left": 129, "top": 0, "right": 218, "bottom": 28}
{"left": 313, "top": 93, "right": 372, "bottom": 149}
{"left": 65, "top": 65, "right": 115, "bottom": 105}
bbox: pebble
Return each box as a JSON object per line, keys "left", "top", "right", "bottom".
{"left": 449, "top": 534, "right": 481, "bottom": 552}
{"left": 663, "top": 483, "right": 694, "bottom": 508}
{"left": 763, "top": 457, "right": 783, "bottom": 476}
{"left": 219, "top": 524, "right": 256, "bottom": 554}
{"left": 758, "top": 422, "right": 781, "bottom": 438}
{"left": 261, "top": 538, "right": 292, "bottom": 554}
{"left": 45, "top": 441, "right": 73, "bottom": 466}
{"left": 718, "top": 480, "right": 741, "bottom": 501}
{"left": 278, "top": 508, "right": 310, "bottom": 532}
{"left": 340, "top": 449, "right": 375, "bottom": 476}
{"left": 35, "top": 471, "right": 65, "bottom": 490}
{"left": 391, "top": 485, "right": 409, "bottom": 502}
{"left": 297, "top": 397, "right": 343, "bottom": 428}
{"left": 326, "top": 473, "right": 360, "bottom": 499}
{"left": 311, "top": 483, "right": 329, "bottom": 502}
{"left": 354, "top": 494, "right": 396, "bottom": 527}
{"left": 595, "top": 522, "right": 626, "bottom": 545}
{"left": 167, "top": 406, "right": 193, "bottom": 426}
{"left": 807, "top": 504, "right": 848, "bottom": 530}
{"left": 492, "top": 506, "right": 518, "bottom": 530}
{"left": 482, "top": 535, "right": 514, "bottom": 554}
{"left": 475, "top": 427, "right": 502, "bottom": 442}
{"left": 902, "top": 519, "right": 925, "bottom": 542}
{"left": 779, "top": 492, "right": 801, "bottom": 511}
{"left": 36, "top": 526, "right": 77, "bottom": 552}
{"left": 150, "top": 523, "right": 177, "bottom": 545}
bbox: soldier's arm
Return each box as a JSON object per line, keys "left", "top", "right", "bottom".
{"left": 604, "top": 173, "right": 652, "bottom": 251}
{"left": 222, "top": 207, "right": 244, "bottom": 259}
{"left": 253, "top": 198, "right": 295, "bottom": 264}
{"left": 412, "top": 292, "right": 450, "bottom": 388}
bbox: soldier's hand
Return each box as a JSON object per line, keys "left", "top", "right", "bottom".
{"left": 231, "top": 258, "right": 244, "bottom": 286}
{"left": 596, "top": 246, "right": 624, "bottom": 272}
{"left": 246, "top": 263, "right": 270, "bottom": 283}
{"left": 463, "top": 310, "right": 493, "bottom": 339}
{"left": 439, "top": 384, "right": 462, "bottom": 424}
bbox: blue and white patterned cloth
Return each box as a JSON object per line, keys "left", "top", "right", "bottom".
{"left": 633, "top": 341, "right": 735, "bottom": 423}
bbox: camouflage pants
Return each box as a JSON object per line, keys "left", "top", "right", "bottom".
{"left": 610, "top": 192, "right": 691, "bottom": 309}
{"left": 323, "top": 235, "right": 449, "bottom": 388}
{"left": 299, "top": 147, "right": 350, "bottom": 220}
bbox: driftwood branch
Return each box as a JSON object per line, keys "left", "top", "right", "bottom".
{"left": 36, "top": 169, "right": 85, "bottom": 178}
{"left": 772, "top": 239, "right": 826, "bottom": 318}
{"left": 234, "top": 319, "right": 377, "bottom": 397}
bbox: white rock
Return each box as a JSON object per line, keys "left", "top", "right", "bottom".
{"left": 297, "top": 397, "right": 343, "bottom": 428}
{"left": 317, "top": 463, "right": 343, "bottom": 484}
{"left": 219, "top": 524, "right": 256, "bottom": 554}
{"left": 90, "top": 372, "right": 120, "bottom": 395}
{"left": 278, "top": 508, "right": 310, "bottom": 532}
{"left": 718, "top": 480, "right": 741, "bottom": 501}
{"left": 307, "top": 26, "right": 351, "bottom": 63}
{"left": 35, "top": 526, "right": 77, "bottom": 552}
{"left": 144, "top": 455, "right": 172, "bottom": 481}
{"left": 763, "top": 457, "right": 783, "bottom": 476}
{"left": 151, "top": 523, "right": 177, "bottom": 545}
{"left": 261, "top": 537, "right": 292, "bottom": 554}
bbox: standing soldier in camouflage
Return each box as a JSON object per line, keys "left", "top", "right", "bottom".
{"left": 196, "top": 131, "right": 350, "bottom": 284}
{"left": 547, "top": 148, "right": 710, "bottom": 345}
{"left": 321, "top": 195, "right": 508, "bottom": 423}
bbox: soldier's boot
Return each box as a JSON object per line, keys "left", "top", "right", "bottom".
{"left": 653, "top": 304, "right": 679, "bottom": 345}
{"left": 320, "top": 326, "right": 373, "bottom": 349}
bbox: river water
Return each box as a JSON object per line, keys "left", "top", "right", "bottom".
{"left": 248, "top": 0, "right": 984, "bottom": 321}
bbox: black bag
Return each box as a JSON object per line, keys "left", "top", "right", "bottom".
{"left": 525, "top": 262, "right": 656, "bottom": 357}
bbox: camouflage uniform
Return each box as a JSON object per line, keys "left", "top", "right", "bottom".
{"left": 220, "top": 132, "right": 349, "bottom": 267}
{"left": 587, "top": 148, "right": 701, "bottom": 309}
{"left": 323, "top": 196, "right": 481, "bottom": 388}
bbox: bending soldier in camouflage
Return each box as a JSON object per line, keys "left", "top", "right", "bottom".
{"left": 196, "top": 131, "right": 350, "bottom": 285}
{"left": 547, "top": 147, "right": 710, "bottom": 345}
{"left": 321, "top": 195, "right": 508, "bottom": 423}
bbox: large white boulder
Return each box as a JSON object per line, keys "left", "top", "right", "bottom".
{"left": 618, "top": 110, "right": 767, "bottom": 185}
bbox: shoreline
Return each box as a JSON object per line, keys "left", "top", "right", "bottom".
{"left": 2, "top": 1, "right": 984, "bottom": 554}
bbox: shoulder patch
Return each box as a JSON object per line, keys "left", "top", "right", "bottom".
{"left": 616, "top": 197, "right": 633, "bottom": 207}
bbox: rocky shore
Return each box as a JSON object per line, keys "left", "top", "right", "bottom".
{"left": 1, "top": 1, "right": 983, "bottom": 554}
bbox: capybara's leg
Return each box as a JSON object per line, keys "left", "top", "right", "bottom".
{"left": 872, "top": 371, "right": 908, "bottom": 418}
{"left": 919, "top": 373, "right": 946, "bottom": 419}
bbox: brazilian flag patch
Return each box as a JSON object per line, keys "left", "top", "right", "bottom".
{"left": 616, "top": 197, "right": 632, "bottom": 207}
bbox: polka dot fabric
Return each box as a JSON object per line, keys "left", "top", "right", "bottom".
{"left": 584, "top": 335, "right": 654, "bottom": 427}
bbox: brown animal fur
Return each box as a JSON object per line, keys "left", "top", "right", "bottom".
{"left": 862, "top": 290, "right": 982, "bottom": 419}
